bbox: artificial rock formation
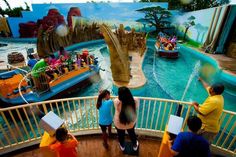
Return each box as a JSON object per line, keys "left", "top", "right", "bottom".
{"left": 37, "top": 9, "right": 69, "bottom": 57}
{"left": 67, "top": 7, "right": 82, "bottom": 28}
{"left": 37, "top": 8, "right": 102, "bottom": 57}
{"left": 72, "top": 22, "right": 102, "bottom": 43}
{"left": 100, "top": 24, "right": 146, "bottom": 83}
{"left": 115, "top": 24, "right": 146, "bottom": 56}
{"left": 100, "top": 24, "right": 130, "bottom": 83}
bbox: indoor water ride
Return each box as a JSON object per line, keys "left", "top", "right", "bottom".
{"left": 0, "top": 58, "right": 100, "bottom": 106}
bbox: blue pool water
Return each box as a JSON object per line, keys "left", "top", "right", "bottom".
{"left": 0, "top": 40, "right": 235, "bottom": 112}
{"left": 69, "top": 40, "right": 236, "bottom": 112}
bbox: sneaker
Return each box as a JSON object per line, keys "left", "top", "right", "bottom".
{"left": 133, "top": 141, "right": 139, "bottom": 151}
{"left": 119, "top": 143, "right": 125, "bottom": 151}
{"left": 103, "top": 142, "right": 109, "bottom": 149}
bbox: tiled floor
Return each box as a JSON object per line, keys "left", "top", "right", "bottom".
{"left": 190, "top": 46, "right": 236, "bottom": 75}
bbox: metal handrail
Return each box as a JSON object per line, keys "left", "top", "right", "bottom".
{"left": 0, "top": 96, "right": 235, "bottom": 156}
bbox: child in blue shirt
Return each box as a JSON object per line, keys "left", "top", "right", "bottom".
{"left": 168, "top": 116, "right": 210, "bottom": 157}
{"left": 96, "top": 89, "right": 113, "bottom": 149}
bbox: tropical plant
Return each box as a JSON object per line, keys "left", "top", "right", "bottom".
{"left": 183, "top": 0, "right": 230, "bottom": 11}
{"left": 2, "top": 0, "right": 11, "bottom": 10}
{"left": 1, "top": 0, "right": 30, "bottom": 17}
{"left": 136, "top": 6, "right": 171, "bottom": 33}
{"left": 183, "top": 15, "right": 195, "bottom": 41}
{"left": 24, "top": 2, "right": 30, "bottom": 11}
{"left": 4, "top": 7, "right": 24, "bottom": 17}
{"left": 0, "top": 7, "right": 5, "bottom": 17}
{"left": 138, "top": 0, "right": 230, "bottom": 11}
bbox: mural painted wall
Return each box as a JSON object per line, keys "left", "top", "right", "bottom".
{"left": 6, "top": 1, "right": 232, "bottom": 54}
{"left": 172, "top": 6, "right": 228, "bottom": 46}
{"left": 7, "top": 2, "right": 168, "bottom": 37}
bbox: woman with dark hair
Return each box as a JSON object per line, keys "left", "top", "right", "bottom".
{"left": 114, "top": 86, "right": 139, "bottom": 152}
{"left": 96, "top": 89, "right": 113, "bottom": 149}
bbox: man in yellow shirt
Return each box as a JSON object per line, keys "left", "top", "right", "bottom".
{"left": 192, "top": 78, "right": 224, "bottom": 143}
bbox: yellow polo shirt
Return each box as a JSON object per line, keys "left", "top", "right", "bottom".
{"left": 198, "top": 87, "right": 224, "bottom": 133}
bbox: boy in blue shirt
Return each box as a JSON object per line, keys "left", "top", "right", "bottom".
{"left": 168, "top": 116, "right": 210, "bottom": 157}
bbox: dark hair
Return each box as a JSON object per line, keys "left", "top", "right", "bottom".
{"left": 211, "top": 83, "right": 224, "bottom": 95}
{"left": 96, "top": 90, "right": 110, "bottom": 109}
{"left": 76, "top": 53, "right": 81, "bottom": 60}
{"left": 187, "top": 116, "right": 202, "bottom": 133}
{"left": 118, "top": 86, "right": 136, "bottom": 125}
{"left": 55, "top": 127, "right": 68, "bottom": 142}
{"left": 43, "top": 55, "right": 49, "bottom": 59}
{"left": 59, "top": 47, "right": 64, "bottom": 51}
{"left": 50, "top": 54, "right": 55, "bottom": 59}
{"left": 28, "top": 54, "right": 34, "bottom": 59}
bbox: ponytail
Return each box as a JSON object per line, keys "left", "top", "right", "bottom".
{"left": 96, "top": 90, "right": 110, "bottom": 109}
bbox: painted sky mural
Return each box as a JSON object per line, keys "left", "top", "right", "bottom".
{"left": 6, "top": 2, "right": 230, "bottom": 48}
{"left": 8, "top": 2, "right": 168, "bottom": 37}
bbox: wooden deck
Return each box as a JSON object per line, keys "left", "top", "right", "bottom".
{"left": 4, "top": 135, "right": 161, "bottom": 157}
{"left": 1, "top": 134, "right": 228, "bottom": 157}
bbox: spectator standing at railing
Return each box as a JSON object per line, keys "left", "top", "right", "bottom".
{"left": 192, "top": 78, "right": 224, "bottom": 143}
{"left": 113, "top": 86, "right": 139, "bottom": 152}
{"left": 168, "top": 116, "right": 210, "bottom": 157}
{"left": 96, "top": 89, "right": 113, "bottom": 149}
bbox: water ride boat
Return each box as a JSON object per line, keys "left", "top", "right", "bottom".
{"left": 155, "top": 37, "right": 179, "bottom": 59}
{"left": 0, "top": 59, "right": 100, "bottom": 106}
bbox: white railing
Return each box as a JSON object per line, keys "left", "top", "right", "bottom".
{"left": 0, "top": 96, "right": 235, "bottom": 156}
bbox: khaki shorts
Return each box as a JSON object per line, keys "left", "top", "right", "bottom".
{"left": 199, "top": 129, "right": 217, "bottom": 144}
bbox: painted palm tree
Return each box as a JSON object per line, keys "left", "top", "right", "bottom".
{"left": 136, "top": 18, "right": 150, "bottom": 32}
{"left": 194, "top": 23, "right": 209, "bottom": 43}
{"left": 183, "top": 15, "right": 195, "bottom": 41}
{"left": 0, "top": 7, "right": 5, "bottom": 17}
{"left": 200, "top": 26, "right": 209, "bottom": 43}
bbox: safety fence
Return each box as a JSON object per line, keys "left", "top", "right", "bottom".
{"left": 0, "top": 96, "right": 235, "bottom": 156}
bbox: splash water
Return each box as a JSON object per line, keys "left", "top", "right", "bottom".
{"left": 152, "top": 48, "right": 174, "bottom": 99}
{"left": 181, "top": 61, "right": 201, "bottom": 101}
